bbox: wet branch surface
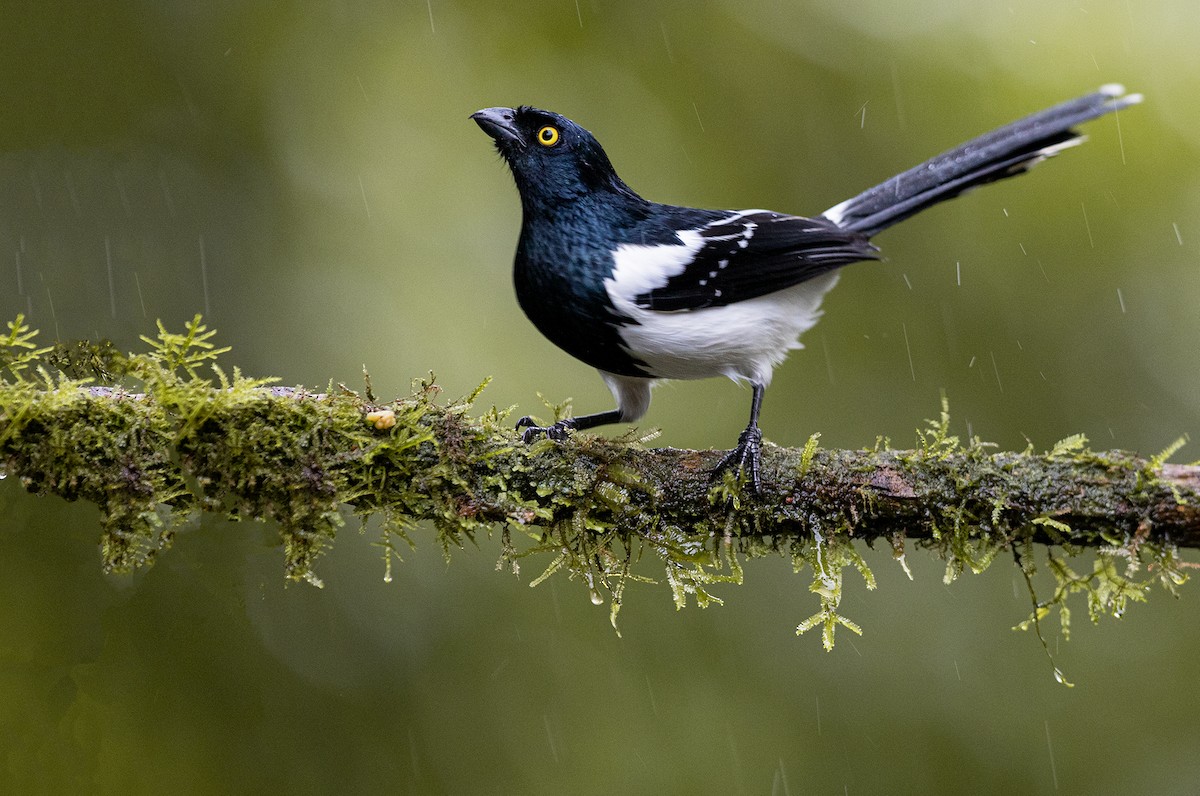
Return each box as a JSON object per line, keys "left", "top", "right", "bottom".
{"left": 2, "top": 384, "right": 1198, "bottom": 566}
{"left": 4, "top": 319, "right": 1195, "bottom": 652}
{"left": 602, "top": 444, "right": 1200, "bottom": 547}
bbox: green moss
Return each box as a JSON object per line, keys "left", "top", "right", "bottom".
{"left": 1, "top": 315, "right": 1195, "bottom": 668}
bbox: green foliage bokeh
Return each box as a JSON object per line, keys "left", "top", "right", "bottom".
{"left": 1, "top": 1, "right": 1198, "bottom": 793}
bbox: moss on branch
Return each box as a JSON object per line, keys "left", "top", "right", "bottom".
{"left": 1, "top": 315, "right": 1196, "bottom": 654}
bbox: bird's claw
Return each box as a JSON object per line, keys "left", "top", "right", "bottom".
{"left": 515, "top": 415, "right": 577, "bottom": 444}
{"left": 712, "top": 425, "right": 763, "bottom": 494}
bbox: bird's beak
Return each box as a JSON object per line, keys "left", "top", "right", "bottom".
{"left": 471, "top": 107, "right": 523, "bottom": 147}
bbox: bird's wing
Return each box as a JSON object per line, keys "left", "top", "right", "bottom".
{"left": 632, "top": 211, "right": 878, "bottom": 312}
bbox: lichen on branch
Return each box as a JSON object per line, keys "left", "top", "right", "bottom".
{"left": 1, "top": 315, "right": 1196, "bottom": 653}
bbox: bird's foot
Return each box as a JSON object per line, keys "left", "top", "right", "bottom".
{"left": 712, "top": 425, "right": 763, "bottom": 493}
{"left": 515, "top": 415, "right": 578, "bottom": 444}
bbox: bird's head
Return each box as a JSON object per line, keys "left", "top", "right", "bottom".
{"left": 471, "top": 105, "right": 635, "bottom": 206}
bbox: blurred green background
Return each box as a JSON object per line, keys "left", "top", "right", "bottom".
{"left": 2, "top": 1, "right": 1198, "bottom": 793}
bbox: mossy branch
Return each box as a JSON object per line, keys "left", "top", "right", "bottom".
{"left": 1, "top": 315, "right": 1196, "bottom": 655}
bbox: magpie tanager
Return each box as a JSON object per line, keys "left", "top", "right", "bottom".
{"left": 471, "top": 85, "right": 1141, "bottom": 492}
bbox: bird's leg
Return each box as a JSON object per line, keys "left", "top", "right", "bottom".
{"left": 515, "top": 409, "right": 623, "bottom": 444}
{"left": 712, "top": 383, "right": 765, "bottom": 493}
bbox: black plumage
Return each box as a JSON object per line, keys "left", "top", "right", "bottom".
{"left": 472, "top": 86, "right": 1141, "bottom": 491}
{"left": 635, "top": 212, "right": 877, "bottom": 311}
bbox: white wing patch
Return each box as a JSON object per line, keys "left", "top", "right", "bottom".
{"left": 605, "top": 228, "right": 707, "bottom": 303}
{"left": 604, "top": 212, "right": 840, "bottom": 385}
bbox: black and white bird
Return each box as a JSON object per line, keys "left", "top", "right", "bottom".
{"left": 471, "top": 85, "right": 1141, "bottom": 491}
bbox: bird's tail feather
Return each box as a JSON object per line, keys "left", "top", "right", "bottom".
{"left": 821, "top": 84, "right": 1142, "bottom": 237}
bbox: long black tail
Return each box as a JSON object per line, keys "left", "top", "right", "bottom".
{"left": 822, "top": 84, "right": 1141, "bottom": 237}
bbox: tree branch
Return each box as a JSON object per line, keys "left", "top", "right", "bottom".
{"left": 2, "top": 316, "right": 1196, "bottom": 649}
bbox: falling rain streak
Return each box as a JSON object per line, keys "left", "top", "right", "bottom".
{"left": 902, "top": 322, "right": 915, "bottom": 381}
{"left": 775, "top": 760, "right": 792, "bottom": 796}
{"left": 65, "top": 171, "right": 81, "bottom": 217}
{"left": 41, "top": 272, "right": 59, "bottom": 340}
{"left": 358, "top": 175, "right": 372, "bottom": 221}
{"left": 134, "top": 272, "right": 147, "bottom": 318}
{"left": 543, "top": 715, "right": 559, "bottom": 764}
{"left": 1114, "top": 105, "right": 1128, "bottom": 165}
{"left": 1045, "top": 720, "right": 1059, "bottom": 790}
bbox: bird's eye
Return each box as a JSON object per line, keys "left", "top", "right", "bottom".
{"left": 536, "top": 125, "right": 560, "bottom": 147}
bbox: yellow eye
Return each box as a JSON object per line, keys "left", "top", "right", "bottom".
{"left": 536, "top": 125, "right": 560, "bottom": 147}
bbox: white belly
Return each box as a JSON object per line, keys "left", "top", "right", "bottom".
{"left": 610, "top": 271, "right": 839, "bottom": 386}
